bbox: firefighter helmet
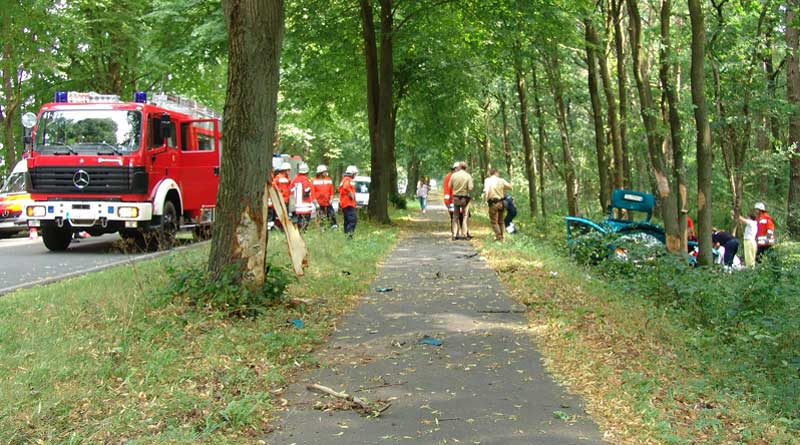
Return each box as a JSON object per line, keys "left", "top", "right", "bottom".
{"left": 754, "top": 202, "right": 766, "bottom": 211}
{"left": 298, "top": 163, "right": 309, "bottom": 174}
{"left": 345, "top": 165, "right": 358, "bottom": 175}
{"left": 279, "top": 162, "right": 291, "bottom": 171}
{"left": 316, "top": 164, "right": 328, "bottom": 174}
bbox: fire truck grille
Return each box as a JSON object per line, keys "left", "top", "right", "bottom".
{"left": 29, "top": 166, "right": 148, "bottom": 194}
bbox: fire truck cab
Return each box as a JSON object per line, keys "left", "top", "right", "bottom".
{"left": 23, "top": 91, "right": 221, "bottom": 251}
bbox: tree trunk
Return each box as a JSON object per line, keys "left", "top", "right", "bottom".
{"left": 1, "top": 34, "right": 20, "bottom": 174}
{"left": 594, "top": 16, "right": 624, "bottom": 193}
{"left": 371, "top": 0, "right": 393, "bottom": 223}
{"left": 612, "top": 0, "right": 631, "bottom": 187}
{"left": 787, "top": 0, "right": 800, "bottom": 237}
{"left": 407, "top": 150, "right": 419, "bottom": 198}
{"left": 209, "top": 0, "right": 284, "bottom": 283}
{"left": 499, "top": 93, "right": 514, "bottom": 178}
{"left": 627, "top": 0, "right": 680, "bottom": 253}
{"left": 387, "top": 104, "right": 400, "bottom": 204}
{"left": 659, "top": 0, "right": 687, "bottom": 252}
{"left": 532, "top": 68, "right": 547, "bottom": 217}
{"left": 688, "top": 0, "right": 713, "bottom": 265}
{"left": 515, "top": 64, "right": 538, "bottom": 215}
{"left": 545, "top": 53, "right": 578, "bottom": 216}
{"left": 585, "top": 20, "right": 610, "bottom": 210}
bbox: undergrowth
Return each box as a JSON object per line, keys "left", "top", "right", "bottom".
{"left": 476, "top": 214, "right": 800, "bottom": 444}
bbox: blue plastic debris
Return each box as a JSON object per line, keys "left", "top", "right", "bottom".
{"left": 290, "top": 319, "right": 305, "bottom": 329}
{"left": 418, "top": 335, "right": 442, "bottom": 347}
{"left": 376, "top": 287, "right": 393, "bottom": 293}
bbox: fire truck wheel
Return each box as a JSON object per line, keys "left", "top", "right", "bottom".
{"left": 42, "top": 225, "right": 72, "bottom": 251}
{"left": 156, "top": 201, "right": 179, "bottom": 250}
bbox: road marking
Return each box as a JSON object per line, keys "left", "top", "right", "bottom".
{"left": 0, "top": 241, "right": 209, "bottom": 296}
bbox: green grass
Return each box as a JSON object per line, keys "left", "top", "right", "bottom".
{"left": 474, "top": 221, "right": 800, "bottom": 445}
{"left": 0, "top": 220, "right": 399, "bottom": 444}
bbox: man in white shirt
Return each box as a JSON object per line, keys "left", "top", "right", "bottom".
{"left": 482, "top": 168, "right": 512, "bottom": 241}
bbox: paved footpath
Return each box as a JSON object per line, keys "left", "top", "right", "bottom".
{"left": 269, "top": 205, "right": 608, "bottom": 445}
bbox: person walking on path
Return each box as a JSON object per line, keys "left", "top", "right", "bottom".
{"left": 442, "top": 162, "right": 458, "bottom": 234}
{"left": 712, "top": 229, "right": 740, "bottom": 267}
{"left": 735, "top": 212, "right": 758, "bottom": 267}
{"left": 754, "top": 202, "right": 776, "bottom": 262}
{"left": 416, "top": 177, "right": 430, "bottom": 213}
{"left": 339, "top": 165, "right": 358, "bottom": 239}
{"left": 312, "top": 164, "right": 337, "bottom": 230}
{"left": 483, "top": 168, "right": 512, "bottom": 241}
{"left": 448, "top": 161, "right": 473, "bottom": 240}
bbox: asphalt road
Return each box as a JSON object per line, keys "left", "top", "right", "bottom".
{"left": 0, "top": 233, "right": 173, "bottom": 295}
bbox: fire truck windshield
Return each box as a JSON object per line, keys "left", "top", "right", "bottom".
{"left": 34, "top": 109, "right": 142, "bottom": 154}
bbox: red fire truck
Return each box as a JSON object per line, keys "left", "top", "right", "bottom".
{"left": 22, "top": 91, "right": 221, "bottom": 251}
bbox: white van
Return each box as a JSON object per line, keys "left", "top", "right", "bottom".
{"left": 0, "top": 160, "right": 31, "bottom": 238}
{"left": 353, "top": 175, "right": 370, "bottom": 208}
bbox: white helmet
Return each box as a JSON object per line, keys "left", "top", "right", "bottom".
{"left": 279, "top": 162, "right": 291, "bottom": 172}
{"left": 345, "top": 165, "right": 358, "bottom": 175}
{"left": 754, "top": 202, "right": 766, "bottom": 211}
{"left": 452, "top": 162, "right": 460, "bottom": 169}
{"left": 298, "top": 163, "right": 309, "bottom": 174}
{"left": 316, "top": 164, "right": 328, "bottom": 174}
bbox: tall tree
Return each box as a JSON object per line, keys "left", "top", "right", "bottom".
{"left": 543, "top": 50, "right": 578, "bottom": 216}
{"left": 359, "top": 0, "right": 391, "bottom": 224}
{"left": 627, "top": 0, "right": 680, "bottom": 253}
{"left": 787, "top": 0, "right": 800, "bottom": 236}
{"left": 585, "top": 19, "right": 610, "bottom": 209}
{"left": 515, "top": 59, "right": 538, "bottom": 215}
{"left": 659, "top": 0, "right": 687, "bottom": 252}
{"left": 611, "top": 0, "right": 632, "bottom": 186}
{"left": 208, "top": 0, "right": 284, "bottom": 282}
{"left": 689, "top": 0, "right": 713, "bottom": 265}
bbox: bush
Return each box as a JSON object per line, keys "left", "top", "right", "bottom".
{"left": 164, "top": 263, "right": 294, "bottom": 317}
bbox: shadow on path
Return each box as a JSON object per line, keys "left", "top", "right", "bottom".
{"left": 268, "top": 205, "right": 608, "bottom": 444}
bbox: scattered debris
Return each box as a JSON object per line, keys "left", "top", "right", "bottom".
{"left": 306, "top": 383, "right": 391, "bottom": 417}
{"left": 375, "top": 287, "right": 393, "bottom": 293}
{"left": 417, "top": 335, "right": 443, "bottom": 347}
{"left": 477, "top": 309, "right": 526, "bottom": 314}
{"left": 355, "top": 380, "right": 407, "bottom": 392}
{"left": 460, "top": 252, "right": 479, "bottom": 259}
{"left": 341, "top": 270, "right": 352, "bottom": 276}
{"left": 550, "top": 271, "right": 559, "bottom": 278}
{"left": 289, "top": 319, "right": 305, "bottom": 329}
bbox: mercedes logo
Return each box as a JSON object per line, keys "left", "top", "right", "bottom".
{"left": 73, "top": 169, "right": 91, "bottom": 189}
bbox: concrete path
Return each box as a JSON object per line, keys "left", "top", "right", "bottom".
{"left": 269, "top": 204, "right": 608, "bottom": 445}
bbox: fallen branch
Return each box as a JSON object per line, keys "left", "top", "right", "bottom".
{"left": 355, "top": 380, "right": 407, "bottom": 392}
{"left": 306, "top": 383, "right": 391, "bottom": 416}
{"left": 477, "top": 309, "right": 526, "bottom": 314}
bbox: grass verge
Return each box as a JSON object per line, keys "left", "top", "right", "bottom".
{"left": 0, "top": 220, "right": 399, "bottom": 444}
{"left": 473, "top": 224, "right": 799, "bottom": 445}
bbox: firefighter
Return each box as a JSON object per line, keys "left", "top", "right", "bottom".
{"left": 312, "top": 164, "right": 337, "bottom": 229}
{"left": 754, "top": 202, "right": 776, "bottom": 263}
{"left": 272, "top": 162, "right": 292, "bottom": 207}
{"left": 339, "top": 165, "right": 358, "bottom": 239}
{"left": 291, "top": 163, "right": 313, "bottom": 231}
{"left": 442, "top": 162, "right": 458, "bottom": 236}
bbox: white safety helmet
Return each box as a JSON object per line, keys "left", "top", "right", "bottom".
{"left": 279, "top": 162, "right": 291, "bottom": 172}
{"left": 316, "top": 164, "right": 328, "bottom": 174}
{"left": 345, "top": 165, "right": 358, "bottom": 175}
{"left": 452, "top": 161, "right": 460, "bottom": 169}
{"left": 298, "top": 163, "right": 309, "bottom": 174}
{"left": 754, "top": 202, "right": 766, "bottom": 211}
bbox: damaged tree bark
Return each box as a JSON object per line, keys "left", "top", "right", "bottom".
{"left": 208, "top": 0, "right": 284, "bottom": 284}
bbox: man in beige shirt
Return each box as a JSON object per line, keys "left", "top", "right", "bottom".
{"left": 483, "top": 168, "right": 512, "bottom": 241}
{"left": 448, "top": 162, "right": 473, "bottom": 240}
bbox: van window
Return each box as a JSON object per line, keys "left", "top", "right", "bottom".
{"left": 0, "top": 173, "right": 26, "bottom": 194}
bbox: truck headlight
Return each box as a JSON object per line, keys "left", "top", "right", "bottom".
{"left": 117, "top": 206, "right": 139, "bottom": 218}
{"left": 26, "top": 206, "right": 46, "bottom": 217}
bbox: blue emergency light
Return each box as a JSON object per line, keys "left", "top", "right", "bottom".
{"left": 134, "top": 91, "right": 147, "bottom": 103}
{"left": 54, "top": 91, "right": 68, "bottom": 103}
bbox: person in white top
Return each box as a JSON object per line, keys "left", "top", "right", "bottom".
{"left": 736, "top": 212, "right": 758, "bottom": 267}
